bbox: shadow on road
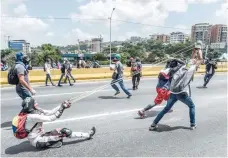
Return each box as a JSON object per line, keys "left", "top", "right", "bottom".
{"left": 152, "top": 124, "right": 191, "bottom": 132}
{"left": 1, "top": 121, "right": 11, "bottom": 128}
{"left": 134, "top": 110, "right": 160, "bottom": 119}
{"left": 4, "top": 139, "right": 90, "bottom": 155}
{"left": 98, "top": 96, "right": 126, "bottom": 99}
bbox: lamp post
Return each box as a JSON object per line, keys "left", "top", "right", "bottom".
{"left": 109, "top": 8, "right": 115, "bottom": 65}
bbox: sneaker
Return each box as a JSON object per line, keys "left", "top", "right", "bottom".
{"left": 133, "top": 87, "right": 136, "bottom": 90}
{"left": 70, "top": 84, "right": 74, "bottom": 86}
{"left": 88, "top": 127, "right": 96, "bottom": 139}
{"left": 114, "top": 91, "right": 120, "bottom": 96}
{"left": 168, "top": 109, "right": 173, "bottom": 113}
{"left": 127, "top": 94, "right": 132, "bottom": 99}
{"left": 149, "top": 124, "right": 158, "bottom": 131}
{"left": 137, "top": 110, "right": 145, "bottom": 118}
{"left": 58, "top": 85, "right": 62, "bottom": 87}
{"left": 190, "top": 124, "right": 197, "bottom": 130}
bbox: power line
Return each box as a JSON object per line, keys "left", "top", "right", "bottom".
{"left": 1, "top": 15, "right": 191, "bottom": 30}
{"left": 0, "top": 15, "right": 108, "bottom": 21}
{"left": 113, "top": 19, "right": 191, "bottom": 30}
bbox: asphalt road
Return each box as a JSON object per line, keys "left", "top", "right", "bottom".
{"left": 1, "top": 73, "right": 227, "bottom": 157}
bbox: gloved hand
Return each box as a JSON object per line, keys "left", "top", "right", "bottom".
{"left": 55, "top": 110, "right": 63, "bottom": 118}
{"left": 61, "top": 100, "right": 71, "bottom": 109}
{"left": 30, "top": 89, "right": 36, "bottom": 95}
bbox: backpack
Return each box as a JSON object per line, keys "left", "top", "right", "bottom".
{"left": 131, "top": 61, "right": 138, "bottom": 71}
{"left": 8, "top": 66, "right": 19, "bottom": 85}
{"left": 12, "top": 113, "right": 38, "bottom": 139}
{"left": 61, "top": 64, "right": 65, "bottom": 73}
{"left": 170, "top": 65, "right": 196, "bottom": 94}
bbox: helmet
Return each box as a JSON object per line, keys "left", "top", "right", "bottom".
{"left": 115, "top": 54, "right": 121, "bottom": 61}
{"left": 21, "top": 97, "right": 36, "bottom": 113}
{"left": 16, "top": 52, "right": 24, "bottom": 62}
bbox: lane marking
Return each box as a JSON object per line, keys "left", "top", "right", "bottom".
{"left": 44, "top": 106, "right": 165, "bottom": 125}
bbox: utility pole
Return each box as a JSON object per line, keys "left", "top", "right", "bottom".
{"left": 100, "top": 34, "right": 102, "bottom": 53}
{"left": 109, "top": 8, "right": 115, "bottom": 65}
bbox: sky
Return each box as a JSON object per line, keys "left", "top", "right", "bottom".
{"left": 1, "top": 0, "right": 227, "bottom": 48}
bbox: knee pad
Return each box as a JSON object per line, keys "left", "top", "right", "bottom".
{"left": 60, "top": 128, "right": 72, "bottom": 137}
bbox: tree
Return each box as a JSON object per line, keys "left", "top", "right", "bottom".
{"left": 94, "top": 53, "right": 107, "bottom": 61}
{"left": 102, "top": 46, "right": 118, "bottom": 54}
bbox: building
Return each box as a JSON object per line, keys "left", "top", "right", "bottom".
{"left": 91, "top": 38, "right": 103, "bottom": 53}
{"left": 191, "top": 23, "right": 212, "bottom": 44}
{"left": 210, "top": 42, "right": 226, "bottom": 49}
{"left": 169, "top": 32, "right": 186, "bottom": 44}
{"left": 8, "top": 40, "right": 31, "bottom": 53}
{"left": 129, "top": 36, "right": 142, "bottom": 43}
{"left": 150, "top": 34, "right": 170, "bottom": 43}
{"left": 210, "top": 24, "right": 227, "bottom": 43}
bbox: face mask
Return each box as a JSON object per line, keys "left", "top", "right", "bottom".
{"left": 22, "top": 56, "right": 30, "bottom": 65}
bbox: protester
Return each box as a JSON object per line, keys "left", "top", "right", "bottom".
{"left": 14, "top": 52, "right": 36, "bottom": 100}
{"left": 149, "top": 59, "right": 198, "bottom": 130}
{"left": 64, "top": 60, "right": 74, "bottom": 86}
{"left": 131, "top": 57, "right": 142, "bottom": 90}
{"left": 58, "top": 58, "right": 67, "bottom": 87}
{"left": 203, "top": 58, "right": 217, "bottom": 88}
{"left": 110, "top": 54, "right": 132, "bottom": 98}
{"left": 12, "top": 97, "right": 96, "bottom": 148}
{"left": 44, "top": 59, "right": 55, "bottom": 86}
{"left": 137, "top": 60, "right": 175, "bottom": 118}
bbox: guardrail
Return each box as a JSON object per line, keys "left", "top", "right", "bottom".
{"left": 0, "top": 65, "right": 227, "bottom": 85}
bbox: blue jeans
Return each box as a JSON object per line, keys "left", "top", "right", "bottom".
{"left": 153, "top": 93, "right": 195, "bottom": 125}
{"left": 204, "top": 73, "right": 213, "bottom": 86}
{"left": 111, "top": 79, "right": 131, "bottom": 96}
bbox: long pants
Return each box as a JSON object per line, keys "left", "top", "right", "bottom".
{"left": 46, "top": 74, "right": 54, "bottom": 85}
{"left": 111, "top": 79, "right": 131, "bottom": 96}
{"left": 30, "top": 129, "right": 90, "bottom": 148}
{"left": 16, "top": 85, "right": 32, "bottom": 100}
{"left": 58, "top": 73, "right": 72, "bottom": 85}
{"left": 64, "top": 73, "right": 75, "bottom": 83}
{"left": 132, "top": 73, "right": 140, "bottom": 88}
{"left": 153, "top": 93, "right": 195, "bottom": 126}
{"left": 203, "top": 73, "right": 213, "bottom": 87}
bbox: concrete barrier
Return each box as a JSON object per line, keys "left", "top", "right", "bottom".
{"left": 0, "top": 65, "right": 227, "bottom": 85}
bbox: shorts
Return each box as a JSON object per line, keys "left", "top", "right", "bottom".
{"left": 154, "top": 88, "right": 170, "bottom": 105}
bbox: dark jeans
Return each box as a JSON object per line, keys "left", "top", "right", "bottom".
{"left": 204, "top": 73, "right": 213, "bottom": 87}
{"left": 58, "top": 73, "right": 65, "bottom": 85}
{"left": 111, "top": 78, "right": 131, "bottom": 96}
{"left": 64, "top": 73, "right": 75, "bottom": 83}
{"left": 16, "top": 85, "right": 32, "bottom": 100}
{"left": 46, "top": 74, "right": 54, "bottom": 85}
{"left": 153, "top": 93, "right": 195, "bottom": 125}
{"left": 132, "top": 73, "right": 140, "bottom": 88}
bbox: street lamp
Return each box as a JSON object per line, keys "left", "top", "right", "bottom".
{"left": 109, "top": 8, "right": 115, "bottom": 65}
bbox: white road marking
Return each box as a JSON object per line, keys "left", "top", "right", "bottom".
{"left": 44, "top": 106, "right": 165, "bottom": 125}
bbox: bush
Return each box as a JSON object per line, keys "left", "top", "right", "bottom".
{"left": 99, "top": 61, "right": 110, "bottom": 65}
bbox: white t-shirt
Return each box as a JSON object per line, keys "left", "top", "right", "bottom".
{"left": 45, "top": 63, "right": 51, "bottom": 74}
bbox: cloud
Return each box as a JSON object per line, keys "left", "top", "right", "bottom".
{"left": 215, "top": 2, "right": 228, "bottom": 21}
{"left": 46, "top": 32, "right": 54, "bottom": 37}
{"left": 47, "top": 16, "right": 55, "bottom": 23}
{"left": 1, "top": 3, "right": 49, "bottom": 48}
{"left": 14, "top": 3, "right": 27, "bottom": 15}
{"left": 62, "top": 28, "right": 95, "bottom": 45}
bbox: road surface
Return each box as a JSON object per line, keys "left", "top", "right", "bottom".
{"left": 1, "top": 73, "right": 227, "bottom": 157}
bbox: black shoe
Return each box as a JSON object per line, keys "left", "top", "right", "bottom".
{"left": 190, "top": 124, "right": 197, "bottom": 130}
{"left": 88, "top": 127, "right": 96, "bottom": 139}
{"left": 127, "top": 94, "right": 132, "bottom": 99}
{"left": 149, "top": 124, "right": 158, "bottom": 131}
{"left": 58, "top": 85, "right": 62, "bottom": 87}
{"left": 133, "top": 87, "right": 136, "bottom": 90}
{"left": 114, "top": 91, "right": 120, "bottom": 96}
{"left": 70, "top": 84, "right": 74, "bottom": 86}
